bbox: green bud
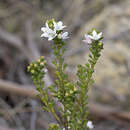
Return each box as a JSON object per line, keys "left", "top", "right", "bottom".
{"left": 70, "top": 90, "right": 73, "bottom": 94}
{"left": 40, "top": 62, "right": 44, "bottom": 66}
{"left": 27, "top": 66, "right": 31, "bottom": 71}
{"left": 98, "top": 42, "right": 102, "bottom": 46}
{"left": 34, "top": 64, "right": 37, "bottom": 67}
{"left": 47, "top": 19, "right": 55, "bottom": 30}
{"left": 31, "top": 70, "right": 35, "bottom": 74}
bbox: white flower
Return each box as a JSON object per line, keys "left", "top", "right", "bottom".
{"left": 83, "top": 34, "right": 92, "bottom": 44}
{"left": 41, "top": 22, "right": 57, "bottom": 41}
{"left": 58, "top": 32, "right": 69, "bottom": 39}
{"left": 41, "top": 68, "right": 48, "bottom": 73}
{"left": 61, "top": 32, "right": 69, "bottom": 39}
{"left": 87, "top": 121, "right": 94, "bottom": 129}
{"left": 53, "top": 21, "right": 66, "bottom": 31}
{"left": 44, "top": 68, "right": 48, "bottom": 73}
{"left": 41, "top": 20, "right": 68, "bottom": 41}
{"left": 88, "top": 30, "right": 102, "bottom": 40}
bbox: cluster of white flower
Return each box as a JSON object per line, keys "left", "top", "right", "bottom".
{"left": 41, "top": 20, "right": 69, "bottom": 41}
{"left": 83, "top": 30, "right": 102, "bottom": 44}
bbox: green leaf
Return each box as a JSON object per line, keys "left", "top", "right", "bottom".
{"left": 89, "top": 79, "right": 94, "bottom": 86}
{"left": 63, "top": 63, "right": 67, "bottom": 71}
{"left": 42, "top": 106, "right": 48, "bottom": 112}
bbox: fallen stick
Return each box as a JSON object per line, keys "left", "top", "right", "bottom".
{"left": 0, "top": 126, "right": 16, "bottom": 130}
{"left": 0, "top": 79, "right": 130, "bottom": 125}
{"left": 89, "top": 103, "right": 130, "bottom": 125}
{"left": 0, "top": 79, "right": 38, "bottom": 99}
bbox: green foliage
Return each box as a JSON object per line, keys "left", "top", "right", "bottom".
{"left": 48, "top": 123, "right": 61, "bottom": 130}
{"left": 75, "top": 40, "right": 103, "bottom": 130}
{"left": 28, "top": 19, "right": 104, "bottom": 130}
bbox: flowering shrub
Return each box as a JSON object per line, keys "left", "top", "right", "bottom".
{"left": 28, "top": 19, "right": 103, "bottom": 130}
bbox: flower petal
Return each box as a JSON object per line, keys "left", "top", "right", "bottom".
{"left": 53, "top": 21, "right": 58, "bottom": 30}
{"left": 87, "top": 121, "right": 94, "bottom": 129}
{"left": 48, "top": 36, "right": 53, "bottom": 41}
{"left": 40, "top": 33, "right": 44, "bottom": 37}
{"left": 41, "top": 27, "right": 46, "bottom": 32}
{"left": 61, "top": 32, "right": 69, "bottom": 39}
{"left": 92, "top": 30, "right": 97, "bottom": 37}
{"left": 53, "top": 21, "right": 66, "bottom": 30}
{"left": 41, "top": 33, "right": 48, "bottom": 37}
{"left": 45, "top": 22, "right": 49, "bottom": 29}
{"left": 88, "top": 35, "right": 94, "bottom": 40}
{"left": 83, "top": 34, "right": 92, "bottom": 43}
{"left": 98, "top": 32, "right": 102, "bottom": 38}
{"left": 83, "top": 40, "right": 87, "bottom": 43}
{"left": 84, "top": 34, "right": 88, "bottom": 38}
{"left": 57, "top": 21, "right": 63, "bottom": 26}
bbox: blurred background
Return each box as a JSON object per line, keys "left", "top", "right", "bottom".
{"left": 0, "top": 0, "right": 130, "bottom": 130}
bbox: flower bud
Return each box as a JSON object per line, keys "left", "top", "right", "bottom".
{"left": 31, "top": 70, "right": 35, "bottom": 74}
{"left": 70, "top": 90, "right": 73, "bottom": 94}
{"left": 58, "top": 34, "right": 62, "bottom": 39}
{"left": 40, "top": 62, "right": 44, "bottom": 66}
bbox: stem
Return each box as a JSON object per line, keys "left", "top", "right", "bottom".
{"left": 51, "top": 109, "right": 62, "bottom": 124}
{"left": 53, "top": 40, "right": 69, "bottom": 129}
{"left": 58, "top": 45, "right": 68, "bottom": 130}
{"left": 77, "top": 41, "right": 103, "bottom": 129}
